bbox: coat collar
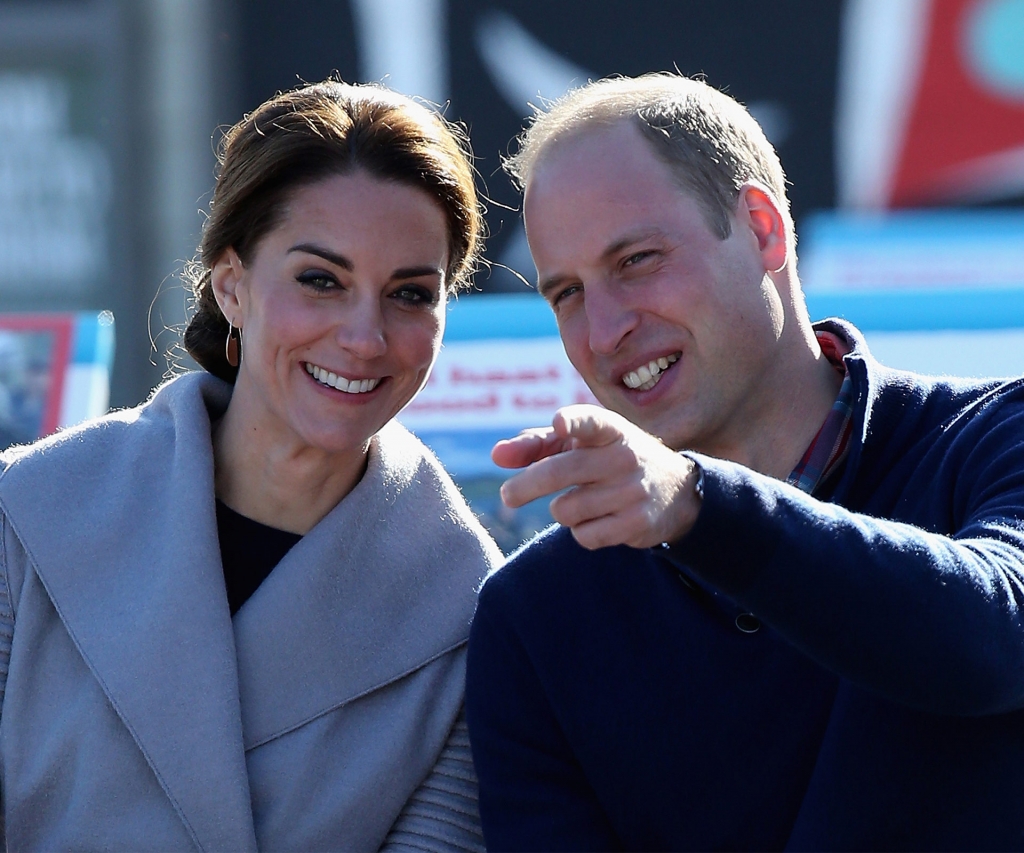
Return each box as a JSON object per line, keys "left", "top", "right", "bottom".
{"left": 0, "top": 372, "right": 255, "bottom": 851}
{"left": 0, "top": 371, "right": 500, "bottom": 850}
{"left": 232, "top": 416, "right": 499, "bottom": 748}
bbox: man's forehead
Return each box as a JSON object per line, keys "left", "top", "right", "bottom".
{"left": 526, "top": 118, "right": 647, "bottom": 184}
{"left": 524, "top": 128, "right": 679, "bottom": 229}
{"left": 525, "top": 120, "right": 739, "bottom": 249}
{"left": 523, "top": 125, "right": 710, "bottom": 234}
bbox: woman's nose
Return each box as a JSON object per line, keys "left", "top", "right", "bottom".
{"left": 335, "top": 295, "right": 387, "bottom": 359}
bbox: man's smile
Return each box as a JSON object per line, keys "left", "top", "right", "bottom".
{"left": 622, "top": 352, "right": 680, "bottom": 391}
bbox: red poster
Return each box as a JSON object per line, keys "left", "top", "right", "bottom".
{"left": 891, "top": 0, "right": 1024, "bottom": 205}
{"left": 0, "top": 314, "right": 74, "bottom": 445}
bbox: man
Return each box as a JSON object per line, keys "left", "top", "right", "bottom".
{"left": 464, "top": 73, "right": 1024, "bottom": 851}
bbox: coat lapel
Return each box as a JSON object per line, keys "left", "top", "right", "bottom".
{"left": 0, "top": 374, "right": 258, "bottom": 852}
{"left": 233, "top": 420, "right": 498, "bottom": 749}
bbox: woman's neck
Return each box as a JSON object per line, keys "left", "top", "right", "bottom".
{"left": 211, "top": 399, "right": 369, "bottom": 535}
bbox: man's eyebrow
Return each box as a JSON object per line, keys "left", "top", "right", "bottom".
{"left": 289, "top": 245, "right": 442, "bottom": 281}
{"left": 288, "top": 243, "right": 353, "bottom": 270}
{"left": 538, "top": 275, "right": 568, "bottom": 302}
{"left": 600, "top": 229, "right": 663, "bottom": 262}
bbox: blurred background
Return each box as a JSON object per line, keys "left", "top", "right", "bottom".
{"left": 1, "top": 0, "right": 1023, "bottom": 550}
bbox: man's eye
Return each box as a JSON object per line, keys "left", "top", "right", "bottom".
{"left": 623, "top": 251, "right": 655, "bottom": 267}
{"left": 296, "top": 271, "right": 338, "bottom": 291}
{"left": 552, "top": 284, "right": 582, "bottom": 306}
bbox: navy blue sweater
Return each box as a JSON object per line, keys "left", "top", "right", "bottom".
{"left": 466, "top": 322, "right": 1024, "bottom": 851}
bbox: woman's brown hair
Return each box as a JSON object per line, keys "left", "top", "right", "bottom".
{"left": 183, "top": 80, "right": 483, "bottom": 382}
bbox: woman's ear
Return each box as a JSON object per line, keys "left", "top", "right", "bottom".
{"left": 210, "top": 247, "right": 247, "bottom": 327}
{"left": 737, "top": 183, "right": 789, "bottom": 275}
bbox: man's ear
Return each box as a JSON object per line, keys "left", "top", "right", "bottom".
{"left": 210, "top": 247, "right": 246, "bottom": 328}
{"left": 737, "top": 183, "right": 788, "bottom": 274}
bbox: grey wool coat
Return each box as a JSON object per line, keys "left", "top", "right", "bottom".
{"left": 0, "top": 371, "right": 501, "bottom": 852}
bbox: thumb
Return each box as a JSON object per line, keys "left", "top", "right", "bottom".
{"left": 552, "top": 404, "right": 627, "bottom": 448}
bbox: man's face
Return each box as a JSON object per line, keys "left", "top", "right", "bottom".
{"left": 523, "top": 120, "right": 786, "bottom": 456}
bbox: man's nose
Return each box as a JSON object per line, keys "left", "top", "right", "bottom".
{"left": 586, "top": 282, "right": 638, "bottom": 355}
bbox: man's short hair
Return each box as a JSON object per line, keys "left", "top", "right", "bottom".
{"left": 505, "top": 73, "right": 791, "bottom": 241}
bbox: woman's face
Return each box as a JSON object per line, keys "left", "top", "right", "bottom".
{"left": 214, "top": 170, "right": 450, "bottom": 458}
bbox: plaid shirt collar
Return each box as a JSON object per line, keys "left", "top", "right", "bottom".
{"left": 786, "top": 331, "right": 856, "bottom": 496}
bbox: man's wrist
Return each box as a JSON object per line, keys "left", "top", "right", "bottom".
{"left": 678, "top": 451, "right": 705, "bottom": 502}
{"left": 656, "top": 452, "right": 705, "bottom": 550}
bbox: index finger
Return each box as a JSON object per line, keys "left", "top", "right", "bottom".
{"left": 499, "top": 450, "right": 586, "bottom": 509}
{"left": 491, "top": 426, "right": 571, "bottom": 470}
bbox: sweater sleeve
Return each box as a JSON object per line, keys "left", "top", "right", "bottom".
{"left": 380, "top": 710, "right": 485, "bottom": 853}
{"left": 664, "top": 405, "right": 1024, "bottom": 715}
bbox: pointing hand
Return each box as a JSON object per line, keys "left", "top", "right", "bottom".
{"left": 493, "top": 404, "right": 702, "bottom": 550}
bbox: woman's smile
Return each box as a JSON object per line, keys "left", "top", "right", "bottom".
{"left": 304, "top": 361, "right": 382, "bottom": 394}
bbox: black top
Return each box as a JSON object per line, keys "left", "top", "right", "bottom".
{"left": 216, "top": 499, "right": 302, "bottom": 615}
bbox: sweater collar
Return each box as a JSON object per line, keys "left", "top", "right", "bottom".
{"left": 810, "top": 318, "right": 884, "bottom": 504}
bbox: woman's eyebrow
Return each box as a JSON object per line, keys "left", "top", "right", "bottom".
{"left": 289, "top": 244, "right": 441, "bottom": 281}
{"left": 391, "top": 265, "right": 444, "bottom": 281}
{"left": 288, "top": 243, "right": 353, "bottom": 270}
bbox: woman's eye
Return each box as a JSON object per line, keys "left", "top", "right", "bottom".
{"left": 393, "top": 284, "right": 437, "bottom": 305}
{"left": 296, "top": 271, "right": 339, "bottom": 291}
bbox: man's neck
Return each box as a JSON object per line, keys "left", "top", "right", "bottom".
{"left": 763, "top": 345, "right": 846, "bottom": 481}
{"left": 703, "top": 324, "right": 846, "bottom": 481}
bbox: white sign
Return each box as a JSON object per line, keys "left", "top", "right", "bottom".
{"left": 399, "top": 337, "right": 598, "bottom": 432}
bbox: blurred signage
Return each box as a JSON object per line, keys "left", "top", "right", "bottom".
{"left": 800, "top": 209, "right": 1024, "bottom": 291}
{"left": 0, "top": 311, "right": 115, "bottom": 450}
{"left": 800, "top": 209, "right": 1024, "bottom": 380}
{"left": 0, "top": 70, "right": 111, "bottom": 296}
{"left": 838, "top": 0, "right": 1024, "bottom": 208}
{"left": 400, "top": 337, "right": 596, "bottom": 433}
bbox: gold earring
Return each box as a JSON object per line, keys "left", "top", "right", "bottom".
{"left": 225, "top": 322, "right": 241, "bottom": 368}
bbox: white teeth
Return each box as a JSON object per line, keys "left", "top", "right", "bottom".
{"left": 305, "top": 362, "right": 380, "bottom": 394}
{"left": 622, "top": 353, "right": 680, "bottom": 391}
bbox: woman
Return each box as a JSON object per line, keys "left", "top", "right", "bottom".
{"left": 0, "top": 81, "right": 500, "bottom": 850}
